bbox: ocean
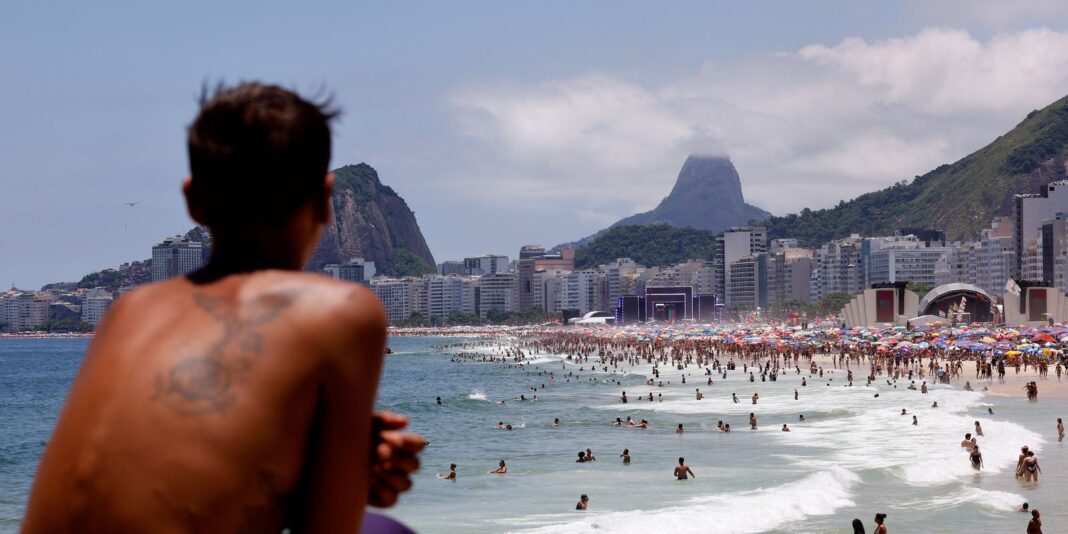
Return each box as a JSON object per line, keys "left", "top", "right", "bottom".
{"left": 2, "top": 336, "right": 1066, "bottom": 533}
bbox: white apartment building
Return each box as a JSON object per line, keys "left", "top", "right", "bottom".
{"left": 0, "top": 292, "right": 50, "bottom": 332}
{"left": 81, "top": 287, "right": 114, "bottom": 326}
{"left": 371, "top": 277, "right": 423, "bottom": 323}
{"left": 532, "top": 269, "right": 568, "bottom": 314}
{"left": 810, "top": 235, "right": 864, "bottom": 300}
{"left": 867, "top": 236, "right": 952, "bottom": 287}
{"left": 426, "top": 275, "right": 478, "bottom": 323}
{"left": 478, "top": 272, "right": 517, "bottom": 318}
{"left": 562, "top": 270, "right": 600, "bottom": 315}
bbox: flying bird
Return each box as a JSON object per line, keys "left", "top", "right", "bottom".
{"left": 124, "top": 202, "right": 139, "bottom": 207}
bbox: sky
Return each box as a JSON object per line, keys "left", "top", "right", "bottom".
{"left": 4, "top": 1, "right": 1068, "bottom": 289}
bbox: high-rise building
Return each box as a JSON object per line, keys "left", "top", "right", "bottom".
{"left": 371, "top": 277, "right": 424, "bottom": 323}
{"left": 726, "top": 255, "right": 767, "bottom": 310}
{"left": 438, "top": 260, "right": 466, "bottom": 276}
{"left": 0, "top": 291, "right": 50, "bottom": 332}
{"left": 532, "top": 269, "right": 568, "bottom": 314}
{"left": 151, "top": 236, "right": 205, "bottom": 281}
{"left": 81, "top": 288, "right": 114, "bottom": 326}
{"left": 478, "top": 272, "right": 517, "bottom": 318}
{"left": 323, "top": 257, "right": 374, "bottom": 284}
{"left": 519, "top": 245, "right": 547, "bottom": 259}
{"left": 1015, "top": 180, "right": 1068, "bottom": 278}
{"left": 866, "top": 235, "right": 952, "bottom": 287}
{"left": 426, "top": 276, "right": 479, "bottom": 323}
{"left": 766, "top": 250, "right": 813, "bottom": 306}
{"left": 975, "top": 216, "right": 1016, "bottom": 294}
{"left": 533, "top": 248, "right": 575, "bottom": 272}
{"left": 1041, "top": 214, "right": 1068, "bottom": 293}
{"left": 810, "top": 235, "right": 865, "bottom": 301}
{"left": 715, "top": 226, "right": 767, "bottom": 303}
{"left": 464, "top": 255, "right": 510, "bottom": 276}
{"left": 563, "top": 270, "right": 600, "bottom": 315}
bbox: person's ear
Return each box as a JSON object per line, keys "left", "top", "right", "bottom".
{"left": 314, "top": 172, "right": 335, "bottom": 224}
{"left": 182, "top": 176, "right": 208, "bottom": 226}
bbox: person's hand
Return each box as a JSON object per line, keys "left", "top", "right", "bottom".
{"left": 368, "top": 411, "right": 425, "bottom": 508}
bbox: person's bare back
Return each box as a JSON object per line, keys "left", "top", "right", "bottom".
{"left": 24, "top": 271, "right": 387, "bottom": 532}
{"left": 23, "top": 82, "right": 421, "bottom": 533}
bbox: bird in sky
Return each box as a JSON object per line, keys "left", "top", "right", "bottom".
{"left": 124, "top": 202, "right": 139, "bottom": 207}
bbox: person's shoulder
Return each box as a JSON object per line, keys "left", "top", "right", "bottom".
{"left": 266, "top": 271, "right": 385, "bottom": 329}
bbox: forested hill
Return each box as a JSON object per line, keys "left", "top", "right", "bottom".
{"left": 765, "top": 94, "right": 1068, "bottom": 246}
{"left": 573, "top": 224, "right": 718, "bottom": 269}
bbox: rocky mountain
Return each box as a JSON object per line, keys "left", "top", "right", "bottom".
{"left": 307, "top": 163, "right": 436, "bottom": 276}
{"left": 615, "top": 155, "right": 770, "bottom": 230}
{"left": 765, "top": 94, "right": 1068, "bottom": 246}
{"left": 554, "top": 155, "right": 769, "bottom": 251}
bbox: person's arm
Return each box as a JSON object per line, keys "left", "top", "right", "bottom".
{"left": 687, "top": 467, "right": 695, "bottom": 478}
{"left": 288, "top": 287, "right": 388, "bottom": 532}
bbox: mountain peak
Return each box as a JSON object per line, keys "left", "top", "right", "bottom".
{"left": 612, "top": 154, "right": 769, "bottom": 232}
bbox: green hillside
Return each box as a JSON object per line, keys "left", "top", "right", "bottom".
{"left": 766, "top": 94, "right": 1068, "bottom": 246}
{"left": 574, "top": 224, "right": 718, "bottom": 269}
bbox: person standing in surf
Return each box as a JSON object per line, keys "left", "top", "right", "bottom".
{"left": 673, "top": 457, "right": 695, "bottom": 480}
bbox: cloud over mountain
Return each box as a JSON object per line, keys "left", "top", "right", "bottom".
{"left": 446, "top": 27, "right": 1068, "bottom": 219}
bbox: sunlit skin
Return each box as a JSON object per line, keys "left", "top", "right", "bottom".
{"left": 23, "top": 172, "right": 424, "bottom": 533}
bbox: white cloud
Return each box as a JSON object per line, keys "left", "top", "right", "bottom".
{"left": 445, "top": 27, "right": 1068, "bottom": 217}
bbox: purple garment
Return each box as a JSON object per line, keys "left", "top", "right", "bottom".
{"left": 360, "top": 511, "right": 416, "bottom": 534}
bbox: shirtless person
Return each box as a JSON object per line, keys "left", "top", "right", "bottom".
{"left": 1028, "top": 509, "right": 1042, "bottom": 534}
{"left": 674, "top": 457, "right": 695, "bottom": 480}
{"left": 23, "top": 83, "right": 424, "bottom": 533}
{"left": 1058, "top": 418, "right": 1064, "bottom": 443}
{"left": 961, "top": 433, "right": 974, "bottom": 450}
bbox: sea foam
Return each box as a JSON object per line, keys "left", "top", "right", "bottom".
{"left": 516, "top": 467, "right": 859, "bottom": 534}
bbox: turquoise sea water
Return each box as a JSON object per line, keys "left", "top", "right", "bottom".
{"left": 3, "top": 336, "right": 1068, "bottom": 533}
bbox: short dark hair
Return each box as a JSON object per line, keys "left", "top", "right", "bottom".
{"left": 187, "top": 82, "right": 339, "bottom": 231}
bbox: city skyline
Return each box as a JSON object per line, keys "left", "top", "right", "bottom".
{"left": 8, "top": 2, "right": 1068, "bottom": 288}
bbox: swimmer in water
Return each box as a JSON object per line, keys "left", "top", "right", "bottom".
{"left": 782, "top": 424, "right": 790, "bottom": 432}
{"left": 1058, "top": 418, "right": 1065, "bottom": 442}
{"left": 613, "top": 417, "right": 623, "bottom": 426}
{"left": 901, "top": 409, "right": 907, "bottom": 415}
{"left": 575, "top": 494, "right": 588, "bottom": 510}
{"left": 970, "top": 445, "right": 983, "bottom": 470}
{"left": 436, "top": 396, "right": 442, "bottom": 405}
{"left": 673, "top": 457, "right": 695, "bottom": 480}
{"left": 732, "top": 393, "right": 739, "bottom": 403}
{"left": 873, "top": 513, "right": 887, "bottom": 534}
{"left": 799, "top": 414, "right": 805, "bottom": 422}
{"left": 750, "top": 413, "right": 757, "bottom": 430}
{"left": 932, "top": 401, "right": 938, "bottom": 408}
{"left": 961, "top": 433, "right": 973, "bottom": 449}
{"left": 695, "top": 388, "right": 703, "bottom": 400}
{"left": 576, "top": 451, "right": 587, "bottom": 463}
{"left": 553, "top": 418, "right": 560, "bottom": 427}
{"left": 676, "top": 423, "right": 684, "bottom": 434}
{"left": 912, "top": 415, "right": 918, "bottom": 425}
{"left": 620, "top": 448, "right": 631, "bottom": 464}
{"left": 974, "top": 421, "right": 983, "bottom": 436}
{"left": 716, "top": 420, "right": 724, "bottom": 431}
{"left": 1016, "top": 446, "right": 1030, "bottom": 478}
{"left": 439, "top": 463, "right": 457, "bottom": 480}
{"left": 586, "top": 448, "right": 596, "bottom": 461}
{"left": 490, "top": 459, "right": 507, "bottom": 474}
